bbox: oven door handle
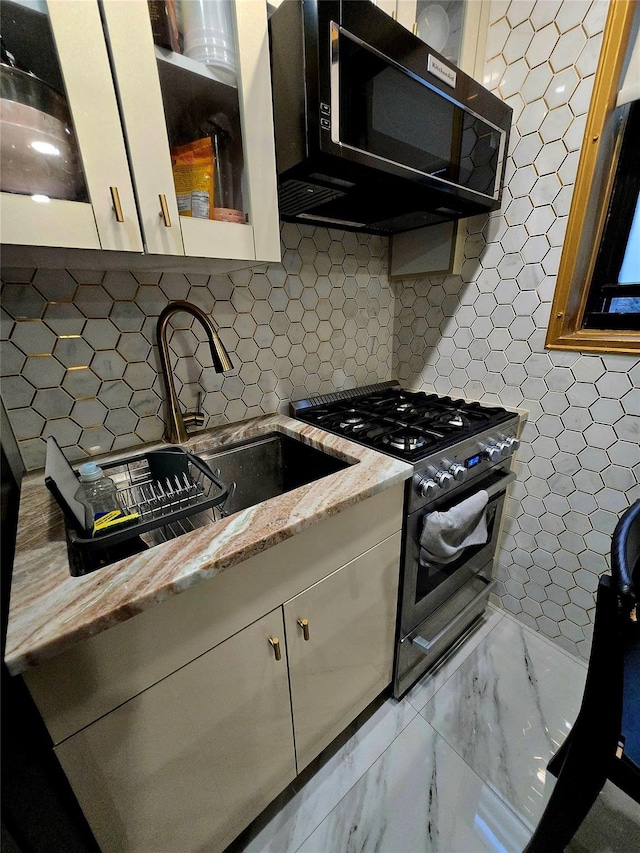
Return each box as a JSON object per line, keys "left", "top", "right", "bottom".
{"left": 411, "top": 578, "right": 497, "bottom": 654}
{"left": 484, "top": 470, "right": 516, "bottom": 501}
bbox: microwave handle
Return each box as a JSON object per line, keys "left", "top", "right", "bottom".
{"left": 411, "top": 578, "right": 498, "bottom": 654}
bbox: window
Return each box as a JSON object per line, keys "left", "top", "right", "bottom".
{"left": 545, "top": 1, "right": 640, "bottom": 355}
{"left": 583, "top": 101, "right": 640, "bottom": 331}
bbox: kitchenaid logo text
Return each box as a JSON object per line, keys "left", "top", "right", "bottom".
{"left": 427, "top": 55, "right": 456, "bottom": 88}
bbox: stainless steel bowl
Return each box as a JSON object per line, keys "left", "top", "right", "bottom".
{"left": 0, "top": 63, "right": 85, "bottom": 200}
{"left": 0, "top": 63, "right": 69, "bottom": 119}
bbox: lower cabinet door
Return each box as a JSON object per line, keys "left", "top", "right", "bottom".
{"left": 284, "top": 532, "right": 401, "bottom": 771}
{"left": 55, "top": 609, "right": 296, "bottom": 853}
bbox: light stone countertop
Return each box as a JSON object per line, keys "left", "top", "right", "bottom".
{"left": 4, "top": 414, "right": 413, "bottom": 676}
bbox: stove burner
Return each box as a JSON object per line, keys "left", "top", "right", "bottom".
{"left": 338, "top": 411, "right": 369, "bottom": 429}
{"left": 447, "top": 414, "right": 465, "bottom": 428}
{"left": 428, "top": 410, "right": 469, "bottom": 429}
{"left": 384, "top": 432, "right": 429, "bottom": 452}
{"left": 293, "top": 386, "right": 515, "bottom": 462}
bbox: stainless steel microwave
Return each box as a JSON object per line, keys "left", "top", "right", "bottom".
{"left": 269, "top": 0, "right": 512, "bottom": 234}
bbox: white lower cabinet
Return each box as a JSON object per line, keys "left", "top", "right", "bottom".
{"left": 55, "top": 609, "right": 297, "bottom": 853}
{"left": 26, "top": 487, "right": 405, "bottom": 853}
{"left": 285, "top": 532, "right": 401, "bottom": 771}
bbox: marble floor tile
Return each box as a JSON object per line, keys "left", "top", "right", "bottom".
{"left": 404, "top": 606, "right": 505, "bottom": 714}
{"left": 422, "top": 615, "right": 587, "bottom": 830}
{"left": 228, "top": 609, "right": 633, "bottom": 853}
{"left": 237, "top": 693, "right": 418, "bottom": 853}
{"left": 298, "top": 715, "right": 531, "bottom": 853}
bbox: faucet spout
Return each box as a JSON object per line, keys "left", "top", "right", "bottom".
{"left": 156, "top": 300, "right": 233, "bottom": 443}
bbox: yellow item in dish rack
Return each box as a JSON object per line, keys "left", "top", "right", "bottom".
{"left": 92, "top": 509, "right": 140, "bottom": 536}
{"left": 171, "top": 137, "right": 215, "bottom": 219}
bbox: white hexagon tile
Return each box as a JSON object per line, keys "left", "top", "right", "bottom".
{"left": 1, "top": 227, "right": 393, "bottom": 471}
{"left": 392, "top": 0, "right": 639, "bottom": 659}
{"left": 0, "top": 0, "right": 638, "bottom": 663}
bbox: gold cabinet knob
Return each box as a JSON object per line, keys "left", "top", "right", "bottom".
{"left": 268, "top": 636, "right": 282, "bottom": 661}
{"left": 297, "top": 618, "right": 310, "bottom": 641}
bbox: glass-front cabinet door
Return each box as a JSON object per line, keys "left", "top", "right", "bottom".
{"left": 0, "top": 0, "right": 142, "bottom": 251}
{"left": 395, "top": 0, "right": 491, "bottom": 77}
{"left": 102, "top": 0, "right": 280, "bottom": 263}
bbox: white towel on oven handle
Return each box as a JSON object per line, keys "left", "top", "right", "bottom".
{"left": 419, "top": 489, "right": 490, "bottom": 566}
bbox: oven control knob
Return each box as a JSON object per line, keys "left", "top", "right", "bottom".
{"left": 506, "top": 436, "right": 520, "bottom": 451}
{"left": 449, "top": 463, "right": 467, "bottom": 482}
{"left": 483, "top": 444, "right": 501, "bottom": 462}
{"left": 496, "top": 441, "right": 511, "bottom": 458}
{"left": 414, "top": 474, "right": 438, "bottom": 498}
{"left": 433, "top": 470, "right": 453, "bottom": 489}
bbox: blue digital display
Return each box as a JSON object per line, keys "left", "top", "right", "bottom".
{"left": 466, "top": 454, "right": 482, "bottom": 468}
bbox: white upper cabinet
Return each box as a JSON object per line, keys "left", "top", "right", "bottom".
{"left": 1, "top": 0, "right": 281, "bottom": 265}
{"left": 0, "top": 0, "right": 142, "bottom": 252}
{"left": 102, "top": 0, "right": 280, "bottom": 263}
{"left": 372, "top": 0, "right": 398, "bottom": 20}
{"left": 393, "top": 1, "right": 491, "bottom": 77}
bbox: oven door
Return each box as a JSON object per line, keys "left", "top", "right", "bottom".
{"left": 399, "top": 467, "right": 516, "bottom": 638}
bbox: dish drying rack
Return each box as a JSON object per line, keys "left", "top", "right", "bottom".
{"left": 64, "top": 448, "right": 236, "bottom": 576}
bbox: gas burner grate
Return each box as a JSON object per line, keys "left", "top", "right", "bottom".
{"left": 292, "top": 386, "right": 515, "bottom": 462}
{"left": 383, "top": 432, "right": 430, "bottom": 452}
{"left": 338, "top": 410, "right": 367, "bottom": 426}
{"left": 429, "top": 411, "right": 470, "bottom": 430}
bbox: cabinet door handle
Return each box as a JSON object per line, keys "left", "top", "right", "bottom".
{"left": 110, "top": 186, "right": 124, "bottom": 223}
{"left": 268, "top": 636, "right": 282, "bottom": 661}
{"left": 297, "top": 618, "right": 310, "bottom": 641}
{"left": 159, "top": 194, "right": 172, "bottom": 228}
{"left": 412, "top": 21, "right": 418, "bottom": 35}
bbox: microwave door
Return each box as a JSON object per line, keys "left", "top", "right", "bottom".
{"left": 330, "top": 24, "right": 453, "bottom": 178}
{"left": 330, "top": 23, "right": 505, "bottom": 203}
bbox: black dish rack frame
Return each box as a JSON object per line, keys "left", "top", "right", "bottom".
{"left": 61, "top": 448, "right": 230, "bottom": 576}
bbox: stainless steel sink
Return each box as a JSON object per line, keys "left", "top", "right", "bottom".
{"left": 199, "top": 431, "right": 352, "bottom": 516}
{"left": 68, "top": 431, "right": 352, "bottom": 575}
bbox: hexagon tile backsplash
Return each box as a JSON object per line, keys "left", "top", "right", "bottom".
{"left": 393, "top": 0, "right": 639, "bottom": 659}
{"left": 1, "top": 226, "right": 393, "bottom": 471}
{"left": 1, "top": 0, "right": 639, "bottom": 664}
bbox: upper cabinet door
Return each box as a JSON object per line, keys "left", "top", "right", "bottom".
{"left": 102, "top": 0, "right": 280, "bottom": 264}
{"left": 372, "top": 0, "right": 398, "bottom": 19}
{"left": 0, "top": 0, "right": 142, "bottom": 252}
{"left": 395, "top": 1, "right": 491, "bottom": 77}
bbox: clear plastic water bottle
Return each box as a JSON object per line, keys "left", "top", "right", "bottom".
{"left": 78, "top": 462, "right": 121, "bottom": 521}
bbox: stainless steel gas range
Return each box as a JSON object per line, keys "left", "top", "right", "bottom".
{"left": 291, "top": 382, "right": 520, "bottom": 698}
